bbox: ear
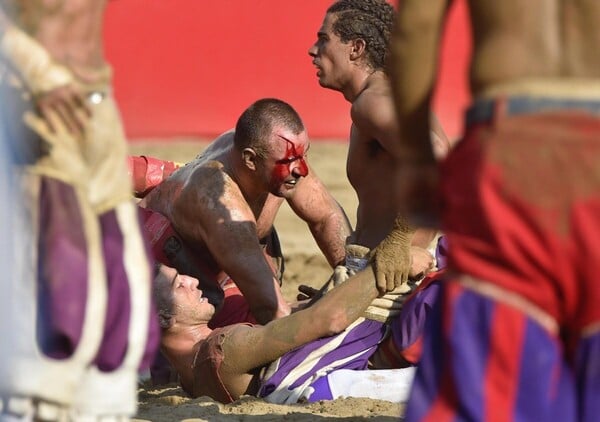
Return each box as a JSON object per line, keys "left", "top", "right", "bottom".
{"left": 158, "top": 310, "right": 175, "bottom": 330}
{"left": 242, "top": 147, "right": 258, "bottom": 171}
{"left": 349, "top": 38, "right": 366, "bottom": 61}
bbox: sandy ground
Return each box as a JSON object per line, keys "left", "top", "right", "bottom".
{"left": 129, "top": 139, "right": 405, "bottom": 421}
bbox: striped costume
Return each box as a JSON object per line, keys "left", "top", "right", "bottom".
{"left": 407, "top": 97, "right": 600, "bottom": 421}
{"left": 258, "top": 318, "right": 387, "bottom": 403}
{"left": 0, "top": 67, "right": 159, "bottom": 420}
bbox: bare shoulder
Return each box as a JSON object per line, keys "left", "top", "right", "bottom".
{"left": 350, "top": 77, "right": 397, "bottom": 144}
{"left": 198, "top": 130, "right": 236, "bottom": 160}
{"left": 353, "top": 76, "right": 394, "bottom": 117}
{"left": 219, "top": 324, "right": 266, "bottom": 372}
{"left": 183, "top": 160, "right": 228, "bottom": 197}
{"left": 176, "top": 160, "right": 253, "bottom": 223}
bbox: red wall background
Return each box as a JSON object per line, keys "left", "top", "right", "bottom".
{"left": 104, "top": 0, "right": 470, "bottom": 142}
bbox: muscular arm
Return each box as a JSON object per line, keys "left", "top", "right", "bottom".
{"left": 173, "top": 167, "right": 290, "bottom": 324}
{"left": 173, "top": 166, "right": 290, "bottom": 324}
{"left": 390, "top": 0, "right": 450, "bottom": 163}
{"left": 287, "top": 167, "right": 351, "bottom": 267}
{"left": 220, "top": 266, "right": 379, "bottom": 385}
{"left": 389, "top": 0, "right": 451, "bottom": 227}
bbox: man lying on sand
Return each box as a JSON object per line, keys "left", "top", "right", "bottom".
{"left": 153, "top": 244, "right": 444, "bottom": 404}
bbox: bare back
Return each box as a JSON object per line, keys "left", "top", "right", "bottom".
{"left": 141, "top": 132, "right": 285, "bottom": 250}
{"left": 2, "top": 0, "right": 108, "bottom": 81}
{"left": 467, "top": 0, "right": 600, "bottom": 96}
{"left": 142, "top": 131, "right": 292, "bottom": 323}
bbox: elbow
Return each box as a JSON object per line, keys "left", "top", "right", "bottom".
{"left": 252, "top": 306, "right": 278, "bottom": 325}
{"left": 252, "top": 300, "right": 291, "bottom": 325}
{"left": 320, "top": 308, "right": 353, "bottom": 337}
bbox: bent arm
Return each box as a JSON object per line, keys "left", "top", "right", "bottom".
{"left": 390, "top": 0, "right": 451, "bottom": 162}
{"left": 207, "top": 220, "right": 290, "bottom": 324}
{"left": 287, "top": 168, "right": 351, "bottom": 267}
{"left": 127, "top": 155, "right": 182, "bottom": 198}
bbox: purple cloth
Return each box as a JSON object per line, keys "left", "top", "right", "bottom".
{"left": 389, "top": 280, "right": 441, "bottom": 356}
{"left": 36, "top": 177, "right": 159, "bottom": 371}
{"left": 405, "top": 282, "right": 600, "bottom": 421}
{"left": 37, "top": 178, "right": 88, "bottom": 358}
{"left": 258, "top": 319, "right": 386, "bottom": 402}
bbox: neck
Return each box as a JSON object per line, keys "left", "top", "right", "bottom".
{"left": 223, "top": 149, "right": 268, "bottom": 213}
{"left": 344, "top": 68, "right": 381, "bottom": 103}
{"left": 161, "top": 323, "right": 212, "bottom": 393}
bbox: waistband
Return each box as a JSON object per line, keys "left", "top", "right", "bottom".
{"left": 458, "top": 275, "right": 559, "bottom": 335}
{"left": 465, "top": 96, "right": 600, "bottom": 127}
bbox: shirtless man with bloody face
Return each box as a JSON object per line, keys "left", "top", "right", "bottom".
{"left": 139, "top": 98, "right": 352, "bottom": 328}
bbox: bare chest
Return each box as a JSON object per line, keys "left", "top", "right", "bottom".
{"left": 347, "top": 126, "right": 394, "bottom": 192}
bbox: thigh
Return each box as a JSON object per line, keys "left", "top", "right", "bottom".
{"left": 574, "top": 327, "right": 600, "bottom": 422}
{"left": 406, "top": 281, "right": 576, "bottom": 422}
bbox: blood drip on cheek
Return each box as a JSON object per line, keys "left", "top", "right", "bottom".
{"left": 272, "top": 138, "right": 308, "bottom": 183}
{"left": 271, "top": 162, "right": 291, "bottom": 186}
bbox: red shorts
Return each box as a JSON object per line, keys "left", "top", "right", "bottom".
{"left": 406, "top": 97, "right": 600, "bottom": 422}
{"left": 406, "top": 281, "right": 600, "bottom": 422}
{"left": 441, "top": 102, "right": 600, "bottom": 336}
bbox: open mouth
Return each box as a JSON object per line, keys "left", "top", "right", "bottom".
{"left": 312, "top": 62, "right": 322, "bottom": 76}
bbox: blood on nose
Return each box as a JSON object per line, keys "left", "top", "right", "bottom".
{"left": 295, "top": 158, "right": 309, "bottom": 177}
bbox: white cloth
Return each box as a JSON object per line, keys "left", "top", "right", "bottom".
{"left": 327, "top": 368, "right": 416, "bottom": 403}
{"left": 332, "top": 244, "right": 418, "bottom": 323}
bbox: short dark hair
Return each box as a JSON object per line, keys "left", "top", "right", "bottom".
{"left": 327, "top": 0, "right": 395, "bottom": 72}
{"left": 234, "top": 98, "right": 305, "bottom": 159}
{"left": 152, "top": 264, "right": 175, "bottom": 330}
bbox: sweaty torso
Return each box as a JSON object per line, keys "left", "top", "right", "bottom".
{"left": 2, "top": 0, "right": 108, "bottom": 82}
{"left": 347, "top": 80, "right": 399, "bottom": 249}
{"left": 467, "top": 0, "right": 600, "bottom": 96}
{"left": 141, "top": 132, "right": 284, "bottom": 260}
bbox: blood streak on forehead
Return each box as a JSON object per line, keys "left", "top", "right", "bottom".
{"left": 276, "top": 134, "right": 305, "bottom": 160}
{"left": 275, "top": 134, "right": 308, "bottom": 177}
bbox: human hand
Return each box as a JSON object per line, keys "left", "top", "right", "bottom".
{"left": 369, "top": 235, "right": 412, "bottom": 296}
{"left": 331, "top": 265, "right": 352, "bottom": 286}
{"left": 408, "top": 246, "right": 435, "bottom": 281}
{"left": 296, "top": 284, "right": 321, "bottom": 302}
{"left": 35, "top": 84, "right": 91, "bottom": 139}
{"left": 1, "top": 26, "right": 92, "bottom": 137}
